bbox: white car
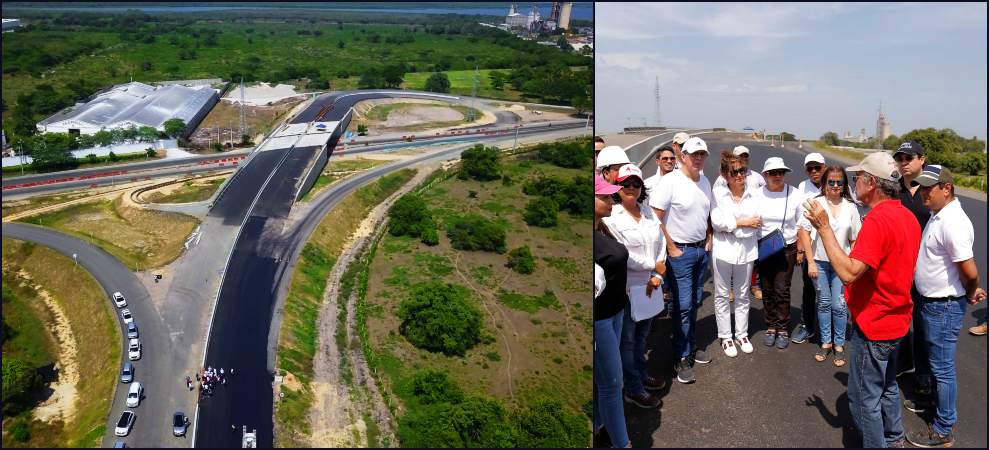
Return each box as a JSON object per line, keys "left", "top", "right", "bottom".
{"left": 128, "top": 338, "right": 141, "bottom": 361}
{"left": 113, "top": 291, "right": 127, "bottom": 308}
{"left": 114, "top": 410, "right": 135, "bottom": 436}
{"left": 126, "top": 382, "right": 143, "bottom": 408}
{"left": 121, "top": 309, "right": 134, "bottom": 324}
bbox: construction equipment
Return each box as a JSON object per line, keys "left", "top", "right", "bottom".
{"left": 242, "top": 426, "right": 257, "bottom": 448}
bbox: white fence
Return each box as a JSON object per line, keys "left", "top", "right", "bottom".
{"left": 2, "top": 139, "right": 177, "bottom": 167}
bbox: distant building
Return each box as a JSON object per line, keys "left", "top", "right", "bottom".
{"left": 3, "top": 18, "right": 22, "bottom": 32}
{"left": 558, "top": 2, "right": 573, "bottom": 30}
{"left": 526, "top": 5, "right": 541, "bottom": 30}
{"left": 506, "top": 4, "right": 526, "bottom": 29}
{"left": 876, "top": 102, "right": 891, "bottom": 146}
{"left": 37, "top": 81, "right": 219, "bottom": 138}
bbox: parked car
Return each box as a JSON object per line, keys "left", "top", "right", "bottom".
{"left": 172, "top": 411, "right": 189, "bottom": 436}
{"left": 113, "top": 291, "right": 127, "bottom": 308}
{"left": 112, "top": 441, "right": 126, "bottom": 448}
{"left": 126, "top": 321, "right": 139, "bottom": 339}
{"left": 121, "top": 309, "right": 134, "bottom": 324}
{"left": 126, "top": 382, "right": 143, "bottom": 408}
{"left": 120, "top": 362, "right": 134, "bottom": 383}
{"left": 128, "top": 338, "right": 141, "bottom": 361}
{"left": 114, "top": 410, "right": 136, "bottom": 437}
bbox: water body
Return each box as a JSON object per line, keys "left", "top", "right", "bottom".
{"left": 6, "top": 2, "right": 593, "bottom": 21}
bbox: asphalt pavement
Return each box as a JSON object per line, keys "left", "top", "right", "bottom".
{"left": 604, "top": 132, "right": 987, "bottom": 447}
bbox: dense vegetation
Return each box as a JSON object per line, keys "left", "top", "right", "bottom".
{"left": 388, "top": 193, "right": 437, "bottom": 245}
{"left": 458, "top": 144, "right": 502, "bottom": 181}
{"left": 445, "top": 214, "right": 507, "bottom": 253}
{"left": 398, "top": 281, "right": 483, "bottom": 356}
{"left": 819, "top": 128, "right": 986, "bottom": 176}
{"left": 506, "top": 245, "right": 535, "bottom": 275}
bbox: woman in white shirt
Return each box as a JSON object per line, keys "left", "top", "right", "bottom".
{"left": 710, "top": 152, "right": 762, "bottom": 357}
{"left": 757, "top": 157, "right": 804, "bottom": 350}
{"left": 603, "top": 164, "right": 667, "bottom": 408}
{"left": 797, "top": 166, "right": 860, "bottom": 366}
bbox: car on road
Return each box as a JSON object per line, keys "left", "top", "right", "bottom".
{"left": 128, "top": 338, "right": 141, "bottom": 361}
{"left": 120, "top": 362, "right": 134, "bottom": 383}
{"left": 113, "top": 291, "right": 127, "bottom": 308}
{"left": 126, "top": 382, "right": 143, "bottom": 407}
{"left": 120, "top": 308, "right": 134, "bottom": 324}
{"left": 172, "top": 411, "right": 189, "bottom": 436}
{"left": 113, "top": 442, "right": 126, "bottom": 448}
{"left": 126, "top": 322, "right": 139, "bottom": 339}
{"left": 114, "top": 410, "right": 136, "bottom": 436}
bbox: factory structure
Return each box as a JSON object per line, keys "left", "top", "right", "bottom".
{"left": 37, "top": 81, "right": 219, "bottom": 138}
{"left": 504, "top": 2, "right": 573, "bottom": 32}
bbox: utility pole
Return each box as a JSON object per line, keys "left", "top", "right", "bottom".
{"left": 239, "top": 77, "right": 246, "bottom": 139}
{"left": 513, "top": 125, "right": 520, "bottom": 150}
{"left": 654, "top": 75, "right": 661, "bottom": 127}
{"left": 467, "top": 66, "right": 479, "bottom": 122}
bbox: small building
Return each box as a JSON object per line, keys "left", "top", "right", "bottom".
{"left": 37, "top": 81, "right": 218, "bottom": 138}
{"left": 2, "top": 18, "right": 21, "bottom": 32}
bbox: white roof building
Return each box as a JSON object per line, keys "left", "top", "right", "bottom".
{"left": 37, "top": 81, "right": 219, "bottom": 137}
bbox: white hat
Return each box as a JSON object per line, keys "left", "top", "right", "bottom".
{"left": 732, "top": 146, "right": 750, "bottom": 156}
{"left": 847, "top": 151, "right": 901, "bottom": 182}
{"left": 762, "top": 157, "right": 791, "bottom": 173}
{"left": 615, "top": 164, "right": 643, "bottom": 182}
{"left": 672, "top": 132, "right": 690, "bottom": 145}
{"left": 804, "top": 153, "right": 825, "bottom": 165}
{"left": 682, "top": 137, "right": 708, "bottom": 154}
{"left": 596, "top": 145, "right": 630, "bottom": 168}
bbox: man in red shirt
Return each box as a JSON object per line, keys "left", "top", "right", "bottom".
{"left": 803, "top": 151, "right": 920, "bottom": 448}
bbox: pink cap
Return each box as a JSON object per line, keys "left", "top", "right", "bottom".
{"left": 595, "top": 174, "right": 621, "bottom": 195}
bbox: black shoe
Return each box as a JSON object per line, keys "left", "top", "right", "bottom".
{"left": 888, "top": 438, "right": 907, "bottom": 448}
{"left": 643, "top": 375, "right": 667, "bottom": 392}
{"left": 692, "top": 349, "right": 712, "bottom": 364}
{"left": 623, "top": 391, "right": 662, "bottom": 409}
{"left": 675, "top": 358, "right": 695, "bottom": 384}
{"left": 906, "top": 424, "right": 955, "bottom": 448}
{"left": 593, "top": 426, "right": 611, "bottom": 448}
{"left": 904, "top": 398, "right": 934, "bottom": 413}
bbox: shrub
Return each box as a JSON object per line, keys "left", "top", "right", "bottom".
{"left": 446, "top": 214, "right": 506, "bottom": 253}
{"left": 389, "top": 193, "right": 434, "bottom": 238}
{"left": 535, "top": 139, "right": 592, "bottom": 169}
{"left": 398, "top": 395, "right": 515, "bottom": 448}
{"left": 9, "top": 416, "right": 31, "bottom": 442}
{"left": 145, "top": 147, "right": 156, "bottom": 157}
{"left": 108, "top": 151, "right": 119, "bottom": 162}
{"left": 506, "top": 245, "right": 535, "bottom": 274}
{"left": 458, "top": 144, "right": 501, "bottom": 181}
{"left": 420, "top": 227, "right": 439, "bottom": 246}
{"left": 2, "top": 356, "right": 40, "bottom": 415}
{"left": 513, "top": 400, "right": 588, "bottom": 448}
{"left": 523, "top": 197, "right": 558, "bottom": 227}
{"left": 410, "top": 370, "right": 464, "bottom": 405}
{"left": 424, "top": 72, "right": 451, "bottom": 93}
{"left": 398, "top": 281, "right": 482, "bottom": 356}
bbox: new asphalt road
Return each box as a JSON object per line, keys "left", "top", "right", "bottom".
{"left": 605, "top": 131, "right": 987, "bottom": 447}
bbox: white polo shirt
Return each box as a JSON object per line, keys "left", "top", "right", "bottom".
{"left": 915, "top": 199, "right": 974, "bottom": 298}
{"left": 649, "top": 168, "right": 713, "bottom": 244}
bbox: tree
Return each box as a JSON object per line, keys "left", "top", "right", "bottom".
{"left": 488, "top": 71, "right": 507, "bottom": 90}
{"left": 523, "top": 197, "right": 559, "bottom": 227}
{"left": 163, "top": 118, "right": 187, "bottom": 138}
{"left": 446, "top": 214, "right": 507, "bottom": 253}
{"left": 389, "top": 193, "right": 434, "bottom": 238}
{"left": 571, "top": 91, "right": 592, "bottom": 116}
{"left": 960, "top": 152, "right": 986, "bottom": 176}
{"left": 138, "top": 126, "right": 159, "bottom": 142}
{"left": 820, "top": 131, "right": 840, "bottom": 146}
{"left": 557, "top": 35, "right": 570, "bottom": 52}
{"left": 2, "top": 356, "right": 41, "bottom": 415}
{"left": 506, "top": 245, "right": 535, "bottom": 274}
{"left": 780, "top": 131, "right": 796, "bottom": 142}
{"left": 337, "top": 40, "right": 345, "bottom": 49}
{"left": 145, "top": 148, "right": 156, "bottom": 158}
{"left": 140, "top": 60, "right": 153, "bottom": 72}
{"left": 381, "top": 64, "right": 406, "bottom": 88}
{"left": 410, "top": 370, "right": 464, "bottom": 405}
{"left": 424, "top": 72, "right": 451, "bottom": 93}
{"left": 108, "top": 151, "right": 119, "bottom": 162}
{"left": 883, "top": 134, "right": 901, "bottom": 152}
{"left": 398, "top": 395, "right": 515, "bottom": 448}
{"left": 358, "top": 69, "right": 385, "bottom": 89}
{"left": 513, "top": 400, "right": 588, "bottom": 448}
{"left": 398, "top": 281, "right": 482, "bottom": 356}
{"left": 356, "top": 123, "right": 368, "bottom": 136}
{"left": 458, "top": 144, "right": 501, "bottom": 181}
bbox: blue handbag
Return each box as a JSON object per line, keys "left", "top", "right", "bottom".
{"left": 757, "top": 186, "right": 788, "bottom": 262}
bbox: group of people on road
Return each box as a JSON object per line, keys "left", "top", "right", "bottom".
{"left": 197, "top": 366, "right": 232, "bottom": 398}
{"left": 593, "top": 133, "right": 986, "bottom": 448}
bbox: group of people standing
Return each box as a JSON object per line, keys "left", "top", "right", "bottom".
{"left": 593, "top": 133, "right": 985, "bottom": 448}
{"left": 197, "top": 366, "right": 231, "bottom": 398}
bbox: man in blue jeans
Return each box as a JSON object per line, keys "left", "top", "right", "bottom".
{"left": 804, "top": 152, "right": 920, "bottom": 447}
{"left": 906, "top": 166, "right": 986, "bottom": 447}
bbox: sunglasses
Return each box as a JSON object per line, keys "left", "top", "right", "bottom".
{"left": 730, "top": 167, "right": 747, "bottom": 177}
{"left": 620, "top": 179, "right": 643, "bottom": 189}
{"left": 766, "top": 170, "right": 787, "bottom": 177}
{"left": 894, "top": 154, "right": 915, "bottom": 163}
{"left": 826, "top": 179, "right": 845, "bottom": 187}
{"left": 659, "top": 156, "right": 677, "bottom": 162}
{"left": 806, "top": 164, "right": 824, "bottom": 173}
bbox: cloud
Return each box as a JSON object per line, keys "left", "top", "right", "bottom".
{"left": 765, "top": 84, "right": 808, "bottom": 93}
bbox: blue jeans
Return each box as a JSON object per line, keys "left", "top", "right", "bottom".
{"left": 919, "top": 296, "right": 966, "bottom": 436}
{"left": 848, "top": 324, "right": 905, "bottom": 447}
{"left": 667, "top": 245, "right": 709, "bottom": 360}
{"left": 814, "top": 260, "right": 848, "bottom": 346}
{"left": 594, "top": 311, "right": 629, "bottom": 447}
{"left": 621, "top": 306, "right": 652, "bottom": 395}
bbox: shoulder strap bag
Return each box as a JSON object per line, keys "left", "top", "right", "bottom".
{"left": 757, "top": 186, "right": 788, "bottom": 262}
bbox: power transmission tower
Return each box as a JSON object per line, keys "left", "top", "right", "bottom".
{"left": 239, "top": 77, "right": 246, "bottom": 139}
{"left": 654, "top": 76, "right": 661, "bottom": 127}
{"left": 467, "top": 66, "right": 479, "bottom": 121}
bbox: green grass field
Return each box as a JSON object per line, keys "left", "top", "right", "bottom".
{"left": 401, "top": 69, "right": 521, "bottom": 100}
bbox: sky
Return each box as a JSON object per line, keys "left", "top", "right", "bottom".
{"left": 594, "top": 2, "right": 988, "bottom": 141}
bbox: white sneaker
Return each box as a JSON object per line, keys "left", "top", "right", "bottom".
{"left": 736, "top": 336, "right": 754, "bottom": 354}
{"left": 722, "top": 339, "right": 738, "bottom": 358}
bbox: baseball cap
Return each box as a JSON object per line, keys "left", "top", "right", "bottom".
{"left": 894, "top": 141, "right": 925, "bottom": 157}
{"left": 804, "top": 153, "right": 825, "bottom": 165}
{"left": 672, "top": 132, "right": 690, "bottom": 145}
{"left": 615, "top": 164, "right": 643, "bottom": 182}
{"left": 595, "top": 174, "right": 621, "bottom": 195}
{"left": 732, "top": 146, "right": 750, "bottom": 156}
{"left": 682, "top": 137, "right": 708, "bottom": 154}
{"left": 847, "top": 152, "right": 901, "bottom": 182}
{"left": 912, "top": 165, "right": 953, "bottom": 187}
{"left": 762, "top": 157, "right": 791, "bottom": 173}
{"left": 596, "top": 145, "right": 630, "bottom": 169}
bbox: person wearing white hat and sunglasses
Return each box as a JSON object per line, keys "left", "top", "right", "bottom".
{"left": 792, "top": 152, "right": 827, "bottom": 346}
{"left": 603, "top": 164, "right": 668, "bottom": 409}
{"left": 597, "top": 145, "right": 631, "bottom": 184}
{"left": 757, "top": 157, "right": 803, "bottom": 350}
{"left": 650, "top": 136, "right": 714, "bottom": 384}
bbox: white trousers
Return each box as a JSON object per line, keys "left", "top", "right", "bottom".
{"left": 712, "top": 258, "right": 753, "bottom": 340}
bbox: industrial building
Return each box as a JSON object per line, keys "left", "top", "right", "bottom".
{"left": 2, "top": 18, "right": 21, "bottom": 32}
{"left": 37, "top": 81, "right": 219, "bottom": 137}
{"left": 875, "top": 102, "right": 892, "bottom": 145}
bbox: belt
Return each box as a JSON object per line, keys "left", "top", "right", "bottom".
{"left": 921, "top": 295, "right": 963, "bottom": 302}
{"left": 674, "top": 240, "right": 706, "bottom": 248}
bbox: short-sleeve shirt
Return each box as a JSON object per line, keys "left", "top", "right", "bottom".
{"left": 756, "top": 185, "right": 803, "bottom": 245}
{"left": 594, "top": 228, "right": 630, "bottom": 321}
{"left": 915, "top": 199, "right": 974, "bottom": 298}
{"left": 847, "top": 199, "right": 921, "bottom": 340}
{"left": 649, "top": 169, "right": 713, "bottom": 244}
{"left": 898, "top": 177, "right": 931, "bottom": 231}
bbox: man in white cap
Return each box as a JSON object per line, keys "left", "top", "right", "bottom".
{"left": 671, "top": 131, "right": 690, "bottom": 168}
{"left": 712, "top": 145, "right": 766, "bottom": 194}
{"left": 792, "top": 152, "right": 827, "bottom": 345}
{"left": 596, "top": 145, "right": 631, "bottom": 184}
{"left": 802, "top": 151, "right": 920, "bottom": 448}
{"left": 651, "top": 136, "right": 714, "bottom": 384}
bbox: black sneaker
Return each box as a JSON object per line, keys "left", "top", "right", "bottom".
{"left": 888, "top": 438, "right": 907, "bottom": 448}
{"left": 692, "top": 349, "right": 712, "bottom": 364}
{"left": 904, "top": 398, "right": 934, "bottom": 413}
{"left": 792, "top": 324, "right": 813, "bottom": 344}
{"left": 906, "top": 424, "right": 955, "bottom": 448}
{"left": 775, "top": 331, "right": 791, "bottom": 349}
{"left": 675, "top": 358, "right": 695, "bottom": 384}
{"left": 623, "top": 391, "right": 662, "bottom": 409}
{"left": 643, "top": 375, "right": 667, "bottom": 392}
